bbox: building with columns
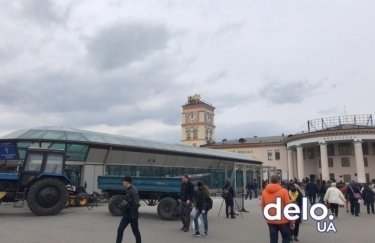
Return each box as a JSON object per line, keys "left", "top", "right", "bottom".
{"left": 202, "top": 114, "right": 375, "bottom": 183}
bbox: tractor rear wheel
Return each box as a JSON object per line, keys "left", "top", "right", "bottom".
{"left": 157, "top": 197, "right": 177, "bottom": 220}
{"left": 27, "top": 178, "right": 68, "bottom": 216}
{"left": 108, "top": 195, "right": 125, "bottom": 216}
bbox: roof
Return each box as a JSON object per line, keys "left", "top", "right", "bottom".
{"left": 207, "top": 135, "right": 286, "bottom": 146}
{"left": 0, "top": 126, "right": 261, "bottom": 164}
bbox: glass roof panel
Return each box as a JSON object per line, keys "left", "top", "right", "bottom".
{"left": 0, "top": 126, "right": 260, "bottom": 163}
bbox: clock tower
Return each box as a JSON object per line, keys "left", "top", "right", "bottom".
{"left": 181, "top": 94, "right": 216, "bottom": 146}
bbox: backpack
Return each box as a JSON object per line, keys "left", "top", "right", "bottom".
{"left": 207, "top": 197, "right": 213, "bottom": 210}
{"left": 222, "top": 188, "right": 229, "bottom": 199}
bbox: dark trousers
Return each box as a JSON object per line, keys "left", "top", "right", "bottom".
{"left": 291, "top": 222, "right": 300, "bottom": 237}
{"left": 225, "top": 199, "right": 234, "bottom": 217}
{"left": 366, "top": 203, "right": 375, "bottom": 214}
{"left": 268, "top": 223, "right": 291, "bottom": 243}
{"left": 350, "top": 200, "right": 360, "bottom": 216}
{"left": 245, "top": 190, "right": 252, "bottom": 200}
{"left": 253, "top": 189, "right": 258, "bottom": 198}
{"left": 116, "top": 215, "right": 141, "bottom": 243}
{"left": 178, "top": 203, "right": 192, "bottom": 230}
{"left": 330, "top": 203, "right": 339, "bottom": 217}
{"left": 308, "top": 194, "right": 316, "bottom": 205}
{"left": 318, "top": 193, "right": 325, "bottom": 203}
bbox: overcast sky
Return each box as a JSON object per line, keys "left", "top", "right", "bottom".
{"left": 0, "top": 0, "right": 374, "bottom": 143}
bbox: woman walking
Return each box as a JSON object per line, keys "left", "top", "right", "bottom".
{"left": 193, "top": 181, "right": 212, "bottom": 237}
{"left": 324, "top": 182, "right": 346, "bottom": 218}
{"left": 288, "top": 184, "right": 303, "bottom": 242}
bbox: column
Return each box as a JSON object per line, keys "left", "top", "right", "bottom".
{"left": 354, "top": 141, "right": 366, "bottom": 183}
{"left": 293, "top": 150, "right": 298, "bottom": 180}
{"left": 319, "top": 143, "right": 330, "bottom": 181}
{"left": 287, "top": 149, "right": 294, "bottom": 180}
{"left": 296, "top": 146, "right": 305, "bottom": 182}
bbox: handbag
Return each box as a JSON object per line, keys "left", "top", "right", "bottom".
{"left": 349, "top": 186, "right": 362, "bottom": 199}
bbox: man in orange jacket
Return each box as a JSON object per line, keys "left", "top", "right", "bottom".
{"left": 261, "top": 175, "right": 294, "bottom": 243}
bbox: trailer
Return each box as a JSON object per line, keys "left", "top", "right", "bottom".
{"left": 98, "top": 176, "right": 189, "bottom": 220}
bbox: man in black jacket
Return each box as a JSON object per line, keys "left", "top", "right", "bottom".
{"left": 116, "top": 176, "right": 142, "bottom": 243}
{"left": 223, "top": 179, "right": 236, "bottom": 218}
{"left": 178, "top": 175, "right": 195, "bottom": 232}
{"left": 305, "top": 179, "right": 319, "bottom": 205}
{"left": 347, "top": 181, "right": 362, "bottom": 216}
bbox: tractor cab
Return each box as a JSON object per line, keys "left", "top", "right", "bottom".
{"left": 19, "top": 148, "right": 68, "bottom": 186}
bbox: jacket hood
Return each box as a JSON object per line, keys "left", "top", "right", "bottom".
{"left": 265, "top": 183, "right": 283, "bottom": 194}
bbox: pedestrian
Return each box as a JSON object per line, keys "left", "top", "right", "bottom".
{"left": 318, "top": 180, "right": 327, "bottom": 203}
{"left": 245, "top": 180, "right": 254, "bottom": 200}
{"left": 261, "top": 175, "right": 293, "bottom": 243}
{"left": 323, "top": 182, "right": 346, "bottom": 218}
{"left": 178, "top": 175, "right": 195, "bottom": 232}
{"left": 253, "top": 179, "right": 259, "bottom": 198}
{"left": 347, "top": 181, "right": 362, "bottom": 216}
{"left": 222, "top": 179, "right": 236, "bottom": 219}
{"left": 193, "top": 181, "right": 212, "bottom": 237}
{"left": 305, "top": 179, "right": 319, "bottom": 205}
{"left": 362, "top": 183, "right": 375, "bottom": 214}
{"left": 288, "top": 184, "right": 303, "bottom": 242}
{"left": 116, "top": 176, "right": 142, "bottom": 243}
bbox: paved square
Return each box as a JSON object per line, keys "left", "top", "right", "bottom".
{"left": 0, "top": 198, "right": 373, "bottom": 243}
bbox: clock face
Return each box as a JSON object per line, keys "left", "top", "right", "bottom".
{"left": 188, "top": 111, "right": 197, "bottom": 122}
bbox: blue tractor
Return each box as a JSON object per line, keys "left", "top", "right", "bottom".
{"left": 0, "top": 148, "right": 70, "bottom": 215}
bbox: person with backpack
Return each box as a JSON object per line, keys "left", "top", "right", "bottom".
{"left": 347, "top": 181, "right": 362, "bottom": 216}
{"left": 116, "top": 176, "right": 142, "bottom": 243}
{"left": 222, "top": 179, "right": 236, "bottom": 218}
{"left": 193, "top": 181, "right": 212, "bottom": 237}
{"left": 362, "top": 183, "right": 375, "bottom": 214}
{"left": 178, "top": 175, "right": 195, "bottom": 232}
{"left": 288, "top": 184, "right": 303, "bottom": 242}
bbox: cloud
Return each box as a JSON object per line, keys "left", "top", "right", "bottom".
{"left": 21, "top": 0, "right": 72, "bottom": 24}
{"left": 259, "top": 80, "right": 319, "bottom": 104}
{"left": 87, "top": 22, "right": 170, "bottom": 70}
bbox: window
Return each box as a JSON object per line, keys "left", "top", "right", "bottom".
{"left": 186, "top": 128, "right": 191, "bottom": 139}
{"left": 275, "top": 150, "right": 280, "bottom": 160}
{"left": 329, "top": 173, "right": 335, "bottom": 180}
{"left": 318, "top": 159, "right": 321, "bottom": 168}
{"left": 193, "top": 128, "right": 198, "bottom": 139}
{"left": 25, "top": 153, "right": 43, "bottom": 172}
{"left": 341, "top": 157, "right": 351, "bottom": 167}
{"left": 267, "top": 150, "right": 273, "bottom": 160}
{"left": 328, "top": 157, "right": 334, "bottom": 167}
{"left": 66, "top": 144, "right": 88, "bottom": 161}
{"left": 338, "top": 143, "right": 352, "bottom": 155}
{"left": 362, "top": 143, "right": 369, "bottom": 155}
{"left": 327, "top": 144, "right": 335, "bottom": 156}
{"left": 304, "top": 148, "right": 315, "bottom": 159}
{"left": 45, "top": 154, "right": 63, "bottom": 173}
{"left": 364, "top": 157, "right": 368, "bottom": 167}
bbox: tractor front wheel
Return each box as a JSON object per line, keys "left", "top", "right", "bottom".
{"left": 27, "top": 178, "right": 68, "bottom": 216}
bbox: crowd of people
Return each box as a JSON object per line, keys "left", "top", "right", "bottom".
{"left": 113, "top": 174, "right": 374, "bottom": 243}
{"left": 261, "top": 175, "right": 375, "bottom": 243}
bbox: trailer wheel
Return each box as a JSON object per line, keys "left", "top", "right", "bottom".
{"left": 157, "top": 197, "right": 177, "bottom": 220}
{"left": 27, "top": 178, "right": 68, "bottom": 216}
{"left": 108, "top": 195, "right": 125, "bottom": 216}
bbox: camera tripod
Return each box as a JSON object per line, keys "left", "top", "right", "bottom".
{"left": 218, "top": 197, "right": 243, "bottom": 218}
